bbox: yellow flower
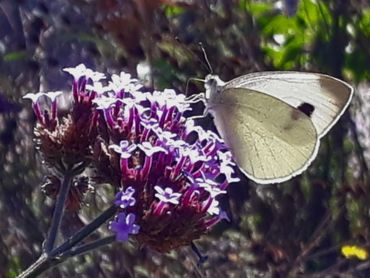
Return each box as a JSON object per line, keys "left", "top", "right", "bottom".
{"left": 341, "top": 245, "right": 368, "bottom": 260}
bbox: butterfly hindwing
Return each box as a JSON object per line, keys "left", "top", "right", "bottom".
{"left": 208, "top": 87, "right": 320, "bottom": 184}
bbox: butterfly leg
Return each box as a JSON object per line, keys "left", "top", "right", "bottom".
{"left": 188, "top": 107, "right": 209, "bottom": 120}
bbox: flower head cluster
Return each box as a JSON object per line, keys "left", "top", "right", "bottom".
{"left": 24, "top": 64, "right": 239, "bottom": 253}
{"left": 23, "top": 64, "right": 103, "bottom": 170}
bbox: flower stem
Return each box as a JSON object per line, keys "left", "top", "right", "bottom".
{"left": 18, "top": 236, "right": 116, "bottom": 278}
{"left": 44, "top": 172, "right": 73, "bottom": 253}
{"left": 17, "top": 254, "right": 57, "bottom": 278}
{"left": 63, "top": 235, "right": 116, "bottom": 257}
{"left": 191, "top": 242, "right": 208, "bottom": 266}
{"left": 51, "top": 205, "right": 116, "bottom": 256}
{"left": 18, "top": 205, "right": 117, "bottom": 277}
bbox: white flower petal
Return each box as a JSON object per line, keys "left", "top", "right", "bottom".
{"left": 23, "top": 92, "right": 45, "bottom": 103}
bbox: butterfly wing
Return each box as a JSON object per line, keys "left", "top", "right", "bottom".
{"left": 208, "top": 87, "right": 319, "bottom": 184}
{"left": 225, "top": 72, "right": 353, "bottom": 137}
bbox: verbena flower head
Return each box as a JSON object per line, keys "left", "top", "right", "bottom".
{"left": 23, "top": 67, "right": 100, "bottom": 171}
{"left": 24, "top": 64, "right": 240, "bottom": 253}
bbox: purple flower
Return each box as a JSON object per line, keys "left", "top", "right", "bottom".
{"left": 158, "top": 89, "right": 191, "bottom": 112}
{"left": 109, "top": 141, "right": 137, "bottom": 159}
{"left": 218, "top": 151, "right": 241, "bottom": 183}
{"left": 218, "top": 210, "right": 230, "bottom": 222}
{"left": 205, "top": 198, "right": 220, "bottom": 215}
{"left": 63, "top": 64, "right": 89, "bottom": 80}
{"left": 86, "top": 82, "right": 111, "bottom": 95}
{"left": 44, "top": 91, "right": 63, "bottom": 120}
{"left": 93, "top": 96, "right": 118, "bottom": 110}
{"left": 44, "top": 91, "right": 63, "bottom": 102}
{"left": 154, "top": 186, "right": 182, "bottom": 205}
{"left": 110, "top": 212, "right": 140, "bottom": 242}
{"left": 23, "top": 92, "right": 46, "bottom": 124}
{"left": 23, "top": 91, "right": 63, "bottom": 127}
{"left": 138, "top": 141, "right": 168, "bottom": 157}
{"left": 178, "top": 146, "right": 209, "bottom": 164}
{"left": 109, "top": 72, "right": 142, "bottom": 94}
{"left": 114, "top": 187, "right": 136, "bottom": 209}
{"left": 63, "top": 64, "right": 105, "bottom": 82}
{"left": 197, "top": 179, "right": 227, "bottom": 198}
{"left": 203, "top": 209, "right": 231, "bottom": 229}
{"left": 23, "top": 92, "right": 46, "bottom": 103}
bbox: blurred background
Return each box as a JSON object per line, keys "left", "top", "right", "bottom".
{"left": 1, "top": 0, "right": 370, "bottom": 277}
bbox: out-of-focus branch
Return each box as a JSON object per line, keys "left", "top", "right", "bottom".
{"left": 287, "top": 211, "right": 333, "bottom": 276}
{"left": 348, "top": 114, "right": 370, "bottom": 183}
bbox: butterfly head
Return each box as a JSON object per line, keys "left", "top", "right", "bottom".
{"left": 204, "top": 74, "right": 225, "bottom": 100}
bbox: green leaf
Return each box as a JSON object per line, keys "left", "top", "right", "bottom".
{"left": 242, "top": 1, "right": 272, "bottom": 15}
{"left": 163, "top": 5, "right": 186, "bottom": 17}
{"left": 3, "top": 51, "right": 28, "bottom": 62}
{"left": 261, "top": 15, "right": 298, "bottom": 37}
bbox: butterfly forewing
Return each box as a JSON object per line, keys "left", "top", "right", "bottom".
{"left": 208, "top": 87, "right": 320, "bottom": 184}
{"left": 225, "top": 72, "right": 353, "bottom": 137}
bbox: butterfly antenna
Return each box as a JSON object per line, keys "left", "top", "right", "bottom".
{"left": 169, "top": 38, "right": 208, "bottom": 104}
{"left": 198, "top": 42, "right": 213, "bottom": 74}
{"left": 173, "top": 37, "right": 210, "bottom": 73}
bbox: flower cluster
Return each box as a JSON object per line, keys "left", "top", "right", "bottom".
{"left": 23, "top": 64, "right": 102, "bottom": 170}
{"left": 24, "top": 64, "right": 239, "bottom": 253}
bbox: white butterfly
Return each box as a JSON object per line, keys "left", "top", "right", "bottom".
{"left": 204, "top": 71, "right": 353, "bottom": 184}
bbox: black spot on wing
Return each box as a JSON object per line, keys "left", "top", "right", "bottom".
{"left": 297, "top": 102, "right": 315, "bottom": 117}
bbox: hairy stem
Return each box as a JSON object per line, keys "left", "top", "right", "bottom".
{"left": 51, "top": 205, "right": 116, "bottom": 256}
{"left": 44, "top": 173, "right": 73, "bottom": 253}
{"left": 18, "top": 204, "right": 117, "bottom": 278}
